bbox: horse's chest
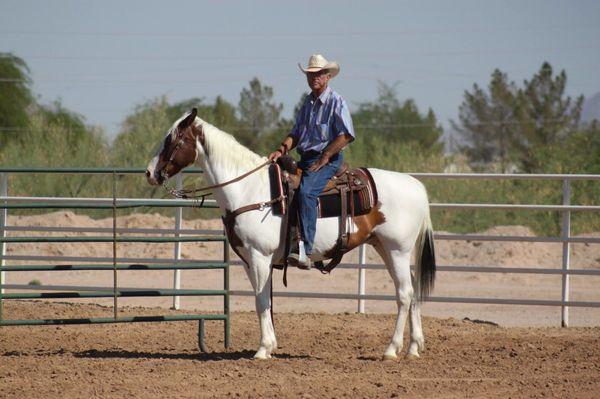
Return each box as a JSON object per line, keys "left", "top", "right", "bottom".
{"left": 222, "top": 218, "right": 250, "bottom": 266}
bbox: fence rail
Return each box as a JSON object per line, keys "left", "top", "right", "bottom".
{"left": 1, "top": 168, "right": 599, "bottom": 328}
{"left": 0, "top": 169, "right": 230, "bottom": 351}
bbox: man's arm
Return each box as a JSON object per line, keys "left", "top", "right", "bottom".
{"left": 268, "top": 134, "right": 297, "bottom": 162}
{"left": 307, "top": 133, "right": 353, "bottom": 172}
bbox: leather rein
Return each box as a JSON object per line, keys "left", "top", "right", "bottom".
{"left": 163, "top": 159, "right": 284, "bottom": 222}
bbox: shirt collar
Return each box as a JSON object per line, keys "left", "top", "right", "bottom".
{"left": 317, "top": 86, "right": 332, "bottom": 104}
{"left": 310, "top": 86, "right": 333, "bottom": 104}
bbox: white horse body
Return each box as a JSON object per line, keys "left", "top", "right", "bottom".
{"left": 148, "top": 114, "right": 435, "bottom": 360}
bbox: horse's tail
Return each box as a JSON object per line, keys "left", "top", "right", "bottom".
{"left": 413, "top": 206, "right": 436, "bottom": 301}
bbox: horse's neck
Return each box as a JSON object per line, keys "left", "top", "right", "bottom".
{"left": 196, "top": 126, "right": 270, "bottom": 213}
{"left": 203, "top": 160, "right": 269, "bottom": 212}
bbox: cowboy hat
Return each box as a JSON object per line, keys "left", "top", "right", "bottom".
{"left": 298, "top": 54, "right": 340, "bottom": 78}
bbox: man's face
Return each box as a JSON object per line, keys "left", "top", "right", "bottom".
{"left": 306, "top": 69, "right": 331, "bottom": 93}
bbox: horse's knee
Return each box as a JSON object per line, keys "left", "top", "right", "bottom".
{"left": 255, "top": 294, "right": 271, "bottom": 314}
{"left": 396, "top": 287, "right": 414, "bottom": 307}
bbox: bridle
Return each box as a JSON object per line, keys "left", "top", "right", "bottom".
{"left": 162, "top": 157, "right": 283, "bottom": 223}
{"left": 158, "top": 126, "right": 284, "bottom": 222}
{"left": 159, "top": 129, "right": 189, "bottom": 182}
{"left": 162, "top": 158, "right": 272, "bottom": 199}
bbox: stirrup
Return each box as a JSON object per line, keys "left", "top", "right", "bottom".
{"left": 287, "top": 240, "right": 312, "bottom": 270}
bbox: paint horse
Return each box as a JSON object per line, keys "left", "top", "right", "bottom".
{"left": 146, "top": 109, "right": 436, "bottom": 360}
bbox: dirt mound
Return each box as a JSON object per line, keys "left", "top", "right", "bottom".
{"left": 434, "top": 225, "right": 600, "bottom": 269}
{"left": 6, "top": 212, "right": 599, "bottom": 268}
{"left": 3, "top": 213, "right": 600, "bottom": 327}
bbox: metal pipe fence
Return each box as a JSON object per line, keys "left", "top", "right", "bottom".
{"left": 0, "top": 168, "right": 229, "bottom": 351}
{"left": 0, "top": 168, "right": 599, "bottom": 328}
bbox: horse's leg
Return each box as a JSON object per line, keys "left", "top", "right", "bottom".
{"left": 374, "top": 241, "right": 414, "bottom": 360}
{"left": 408, "top": 292, "right": 425, "bottom": 357}
{"left": 243, "top": 248, "right": 277, "bottom": 359}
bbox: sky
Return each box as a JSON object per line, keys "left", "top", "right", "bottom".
{"left": 1, "top": 0, "right": 599, "bottom": 139}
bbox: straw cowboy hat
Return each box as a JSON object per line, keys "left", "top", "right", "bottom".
{"left": 298, "top": 54, "right": 340, "bottom": 78}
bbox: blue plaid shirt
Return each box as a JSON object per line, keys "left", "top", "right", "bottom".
{"left": 290, "top": 86, "right": 355, "bottom": 154}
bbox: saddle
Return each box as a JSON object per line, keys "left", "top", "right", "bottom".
{"left": 270, "top": 155, "right": 378, "bottom": 276}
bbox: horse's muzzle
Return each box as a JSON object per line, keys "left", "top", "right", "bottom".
{"left": 145, "top": 169, "right": 162, "bottom": 186}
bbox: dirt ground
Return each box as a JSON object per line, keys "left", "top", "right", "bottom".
{"left": 2, "top": 212, "right": 600, "bottom": 397}
{"left": 1, "top": 301, "right": 599, "bottom": 399}
{"left": 3, "top": 212, "right": 600, "bottom": 327}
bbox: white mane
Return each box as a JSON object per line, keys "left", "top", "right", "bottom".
{"left": 170, "top": 112, "right": 268, "bottom": 183}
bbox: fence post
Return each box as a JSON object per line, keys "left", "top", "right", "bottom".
{"left": 223, "top": 231, "right": 230, "bottom": 348}
{"left": 1, "top": 173, "right": 8, "bottom": 298}
{"left": 172, "top": 174, "right": 183, "bottom": 310}
{"left": 112, "top": 171, "right": 118, "bottom": 319}
{"left": 358, "top": 244, "right": 366, "bottom": 313}
{"left": 561, "top": 178, "right": 571, "bottom": 327}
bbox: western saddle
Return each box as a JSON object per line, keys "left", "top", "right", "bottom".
{"left": 272, "top": 155, "right": 378, "bottom": 275}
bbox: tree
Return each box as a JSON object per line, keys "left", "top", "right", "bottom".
{"left": 454, "top": 63, "right": 583, "bottom": 172}
{"left": 514, "top": 62, "right": 583, "bottom": 172}
{"left": 111, "top": 96, "right": 172, "bottom": 168}
{"left": 532, "top": 121, "right": 600, "bottom": 174}
{"left": 238, "top": 77, "right": 283, "bottom": 147}
{"left": 451, "top": 70, "right": 519, "bottom": 171}
{"left": 0, "top": 53, "right": 34, "bottom": 147}
{"left": 0, "top": 102, "right": 108, "bottom": 197}
{"left": 352, "top": 82, "right": 443, "bottom": 153}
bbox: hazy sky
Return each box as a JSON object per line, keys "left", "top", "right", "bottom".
{"left": 1, "top": 0, "right": 599, "bottom": 138}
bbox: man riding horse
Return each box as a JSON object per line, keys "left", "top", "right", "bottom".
{"left": 269, "top": 54, "right": 355, "bottom": 270}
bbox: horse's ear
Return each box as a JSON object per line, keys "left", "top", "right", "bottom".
{"left": 178, "top": 108, "right": 198, "bottom": 129}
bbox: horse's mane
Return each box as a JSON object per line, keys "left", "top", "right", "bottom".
{"left": 169, "top": 112, "right": 268, "bottom": 182}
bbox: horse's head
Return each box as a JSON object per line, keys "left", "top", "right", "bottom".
{"left": 146, "top": 108, "right": 205, "bottom": 186}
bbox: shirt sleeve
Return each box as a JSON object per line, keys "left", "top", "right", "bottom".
{"left": 290, "top": 102, "right": 305, "bottom": 139}
{"left": 333, "top": 99, "right": 355, "bottom": 140}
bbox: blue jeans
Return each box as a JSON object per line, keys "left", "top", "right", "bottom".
{"left": 296, "top": 151, "right": 343, "bottom": 256}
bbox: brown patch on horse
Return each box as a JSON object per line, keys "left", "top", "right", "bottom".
{"left": 162, "top": 128, "right": 198, "bottom": 178}
{"left": 346, "top": 203, "right": 386, "bottom": 250}
{"left": 190, "top": 123, "right": 206, "bottom": 152}
{"left": 222, "top": 216, "right": 250, "bottom": 268}
{"left": 322, "top": 203, "right": 386, "bottom": 258}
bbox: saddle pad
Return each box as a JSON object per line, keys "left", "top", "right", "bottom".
{"left": 317, "top": 168, "right": 378, "bottom": 219}
{"left": 269, "top": 164, "right": 378, "bottom": 219}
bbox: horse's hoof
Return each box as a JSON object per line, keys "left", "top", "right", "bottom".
{"left": 253, "top": 348, "right": 270, "bottom": 360}
{"left": 405, "top": 353, "right": 420, "bottom": 360}
{"left": 408, "top": 342, "right": 422, "bottom": 358}
{"left": 382, "top": 353, "right": 397, "bottom": 361}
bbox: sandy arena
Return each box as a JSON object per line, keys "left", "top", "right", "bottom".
{"left": 1, "top": 302, "right": 599, "bottom": 398}
{"left": 1, "top": 212, "right": 600, "bottom": 397}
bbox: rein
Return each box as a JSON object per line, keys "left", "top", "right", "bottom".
{"left": 164, "top": 159, "right": 271, "bottom": 199}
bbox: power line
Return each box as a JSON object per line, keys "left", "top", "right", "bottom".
{"left": 1, "top": 43, "right": 599, "bottom": 62}
{"left": 0, "top": 23, "right": 597, "bottom": 38}
{"left": 1, "top": 64, "right": 599, "bottom": 86}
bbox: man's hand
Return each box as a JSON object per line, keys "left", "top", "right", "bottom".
{"left": 268, "top": 149, "right": 283, "bottom": 162}
{"left": 307, "top": 133, "right": 352, "bottom": 171}
{"left": 308, "top": 153, "right": 330, "bottom": 172}
{"left": 269, "top": 138, "right": 294, "bottom": 163}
